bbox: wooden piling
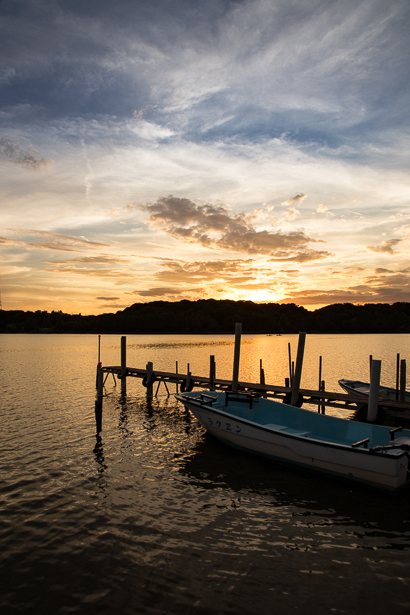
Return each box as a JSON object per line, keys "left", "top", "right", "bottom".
{"left": 396, "top": 353, "right": 400, "bottom": 400}
{"left": 186, "top": 369, "right": 193, "bottom": 391}
{"left": 291, "top": 332, "right": 306, "bottom": 406}
{"left": 120, "top": 335, "right": 127, "bottom": 395}
{"left": 400, "top": 359, "right": 407, "bottom": 402}
{"left": 318, "top": 356, "right": 322, "bottom": 413}
{"left": 320, "top": 380, "right": 326, "bottom": 414}
{"left": 146, "top": 361, "right": 154, "bottom": 397}
{"left": 260, "top": 359, "right": 266, "bottom": 397}
{"left": 95, "top": 365, "right": 103, "bottom": 433}
{"left": 288, "top": 343, "right": 292, "bottom": 385}
{"left": 232, "top": 323, "right": 242, "bottom": 393}
{"left": 367, "top": 359, "right": 381, "bottom": 422}
{"left": 210, "top": 355, "right": 216, "bottom": 390}
{"left": 176, "top": 361, "right": 179, "bottom": 393}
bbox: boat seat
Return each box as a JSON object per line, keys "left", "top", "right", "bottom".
{"left": 281, "top": 427, "right": 310, "bottom": 437}
{"left": 392, "top": 436, "right": 410, "bottom": 447}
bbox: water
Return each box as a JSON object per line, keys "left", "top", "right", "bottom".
{"left": 1, "top": 333, "right": 410, "bottom": 614}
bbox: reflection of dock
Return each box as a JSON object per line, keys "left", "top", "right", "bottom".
{"left": 95, "top": 329, "right": 409, "bottom": 433}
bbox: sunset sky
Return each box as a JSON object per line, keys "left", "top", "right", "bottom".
{"left": 1, "top": 0, "right": 409, "bottom": 315}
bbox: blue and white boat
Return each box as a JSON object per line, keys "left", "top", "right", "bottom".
{"left": 176, "top": 390, "right": 410, "bottom": 492}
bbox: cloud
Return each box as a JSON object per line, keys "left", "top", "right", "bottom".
{"left": 281, "top": 193, "right": 307, "bottom": 206}
{"left": 6, "top": 229, "right": 109, "bottom": 252}
{"left": 267, "top": 250, "right": 331, "bottom": 263}
{"left": 49, "top": 255, "right": 130, "bottom": 264}
{"left": 97, "top": 296, "right": 120, "bottom": 301}
{"left": 366, "top": 238, "right": 403, "bottom": 254}
{"left": 140, "top": 195, "right": 330, "bottom": 261}
{"left": 285, "top": 207, "right": 300, "bottom": 221}
{"left": 0, "top": 139, "right": 52, "bottom": 171}
{"left": 130, "top": 287, "right": 200, "bottom": 297}
{"left": 284, "top": 287, "right": 410, "bottom": 305}
{"left": 48, "top": 264, "right": 127, "bottom": 278}
{"left": 154, "top": 258, "right": 259, "bottom": 284}
{"left": 283, "top": 267, "right": 410, "bottom": 305}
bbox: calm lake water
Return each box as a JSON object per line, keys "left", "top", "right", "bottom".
{"left": 1, "top": 333, "right": 410, "bottom": 615}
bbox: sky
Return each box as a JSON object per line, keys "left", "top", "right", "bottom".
{"left": 0, "top": 0, "right": 409, "bottom": 315}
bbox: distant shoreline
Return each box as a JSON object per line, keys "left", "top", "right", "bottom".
{"left": 1, "top": 299, "right": 409, "bottom": 334}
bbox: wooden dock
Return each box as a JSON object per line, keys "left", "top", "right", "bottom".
{"left": 100, "top": 364, "right": 410, "bottom": 416}
{"left": 94, "top": 331, "right": 410, "bottom": 433}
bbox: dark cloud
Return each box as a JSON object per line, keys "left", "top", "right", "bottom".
{"left": 366, "top": 238, "right": 403, "bottom": 254}
{"left": 131, "top": 287, "right": 199, "bottom": 297}
{"left": 284, "top": 268, "right": 410, "bottom": 305}
{"left": 0, "top": 138, "right": 51, "bottom": 170}
{"left": 267, "top": 250, "right": 331, "bottom": 263}
{"left": 281, "top": 193, "right": 307, "bottom": 206}
{"left": 141, "top": 196, "right": 330, "bottom": 261}
{"left": 97, "top": 296, "right": 120, "bottom": 301}
{"left": 284, "top": 287, "right": 410, "bottom": 305}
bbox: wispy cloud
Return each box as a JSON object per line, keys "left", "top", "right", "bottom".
{"left": 0, "top": 139, "right": 51, "bottom": 171}
{"left": 6, "top": 230, "right": 109, "bottom": 252}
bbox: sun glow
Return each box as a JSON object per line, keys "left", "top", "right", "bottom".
{"left": 237, "top": 288, "right": 281, "bottom": 303}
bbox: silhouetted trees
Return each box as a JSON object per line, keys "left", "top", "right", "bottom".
{"left": 1, "top": 301, "right": 410, "bottom": 334}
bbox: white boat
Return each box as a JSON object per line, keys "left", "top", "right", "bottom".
{"left": 176, "top": 390, "right": 410, "bottom": 492}
{"left": 339, "top": 379, "right": 410, "bottom": 403}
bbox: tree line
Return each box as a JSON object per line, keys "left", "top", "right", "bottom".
{"left": 1, "top": 300, "right": 410, "bottom": 334}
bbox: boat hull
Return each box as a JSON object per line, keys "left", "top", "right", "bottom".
{"left": 339, "top": 379, "right": 410, "bottom": 403}
{"left": 176, "top": 391, "right": 410, "bottom": 492}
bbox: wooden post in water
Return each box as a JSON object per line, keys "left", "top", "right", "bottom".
{"left": 318, "top": 356, "right": 322, "bottom": 413}
{"left": 95, "top": 335, "right": 102, "bottom": 388}
{"left": 146, "top": 361, "right": 154, "bottom": 397}
{"left": 400, "top": 359, "right": 407, "bottom": 402}
{"left": 291, "top": 332, "right": 306, "bottom": 406}
{"left": 95, "top": 365, "right": 103, "bottom": 433}
{"left": 367, "top": 359, "right": 381, "bottom": 422}
{"left": 210, "top": 355, "right": 216, "bottom": 390}
{"left": 186, "top": 369, "right": 192, "bottom": 391}
{"left": 232, "top": 323, "right": 242, "bottom": 393}
{"left": 320, "top": 380, "right": 326, "bottom": 414}
{"left": 260, "top": 359, "right": 266, "bottom": 397}
{"left": 288, "top": 343, "right": 292, "bottom": 385}
{"left": 175, "top": 361, "right": 179, "bottom": 393}
{"left": 396, "top": 353, "right": 400, "bottom": 400}
{"left": 120, "top": 336, "right": 127, "bottom": 395}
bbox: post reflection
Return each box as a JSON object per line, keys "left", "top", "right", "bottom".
{"left": 93, "top": 434, "right": 107, "bottom": 475}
